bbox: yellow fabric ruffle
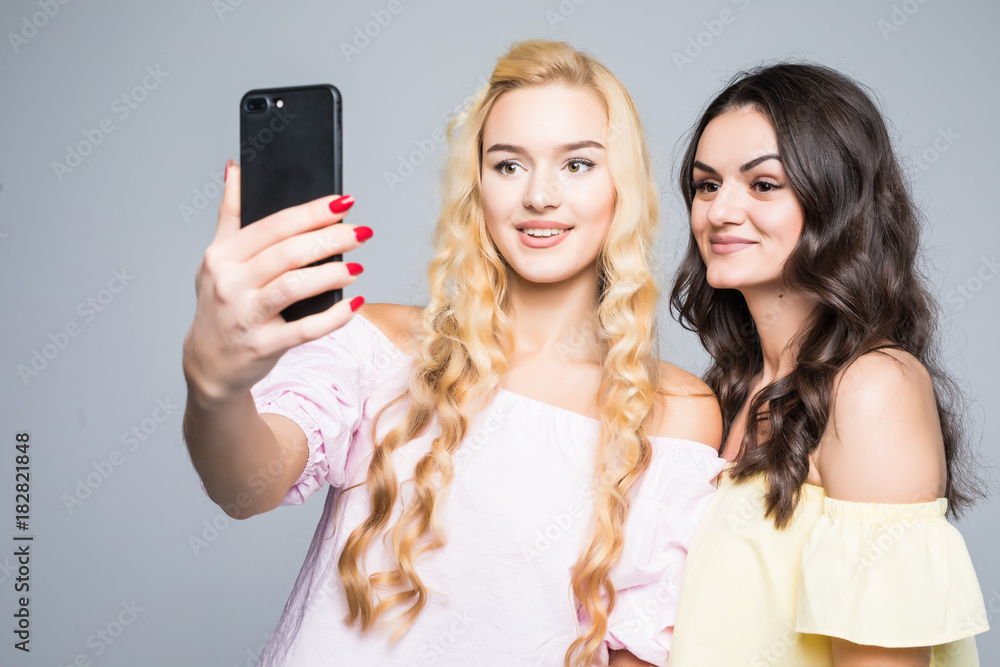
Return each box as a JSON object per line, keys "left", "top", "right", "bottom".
{"left": 796, "top": 496, "right": 989, "bottom": 648}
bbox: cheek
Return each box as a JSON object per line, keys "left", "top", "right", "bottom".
{"left": 575, "top": 177, "right": 615, "bottom": 227}
{"left": 481, "top": 182, "right": 516, "bottom": 236}
{"left": 762, "top": 202, "right": 804, "bottom": 252}
{"left": 689, "top": 202, "right": 709, "bottom": 232}
{"left": 689, "top": 203, "right": 711, "bottom": 257}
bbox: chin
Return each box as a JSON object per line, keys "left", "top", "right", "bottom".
{"left": 704, "top": 267, "right": 743, "bottom": 290}
{"left": 507, "top": 262, "right": 589, "bottom": 285}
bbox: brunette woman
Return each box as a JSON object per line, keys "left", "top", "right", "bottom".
{"left": 668, "top": 63, "right": 988, "bottom": 666}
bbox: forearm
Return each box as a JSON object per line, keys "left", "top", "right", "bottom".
{"left": 183, "top": 385, "right": 306, "bottom": 518}
{"left": 608, "top": 649, "right": 657, "bottom": 666}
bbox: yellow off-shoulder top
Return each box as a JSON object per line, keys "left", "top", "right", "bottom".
{"left": 668, "top": 464, "right": 989, "bottom": 666}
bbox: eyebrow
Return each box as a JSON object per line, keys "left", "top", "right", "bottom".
{"left": 692, "top": 153, "right": 782, "bottom": 174}
{"left": 484, "top": 140, "right": 606, "bottom": 154}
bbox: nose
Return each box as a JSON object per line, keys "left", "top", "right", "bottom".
{"left": 523, "top": 169, "right": 561, "bottom": 211}
{"left": 705, "top": 182, "right": 746, "bottom": 227}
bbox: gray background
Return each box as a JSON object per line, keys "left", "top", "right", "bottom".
{"left": 1, "top": 0, "right": 997, "bottom": 665}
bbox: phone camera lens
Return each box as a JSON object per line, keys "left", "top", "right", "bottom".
{"left": 245, "top": 97, "right": 268, "bottom": 113}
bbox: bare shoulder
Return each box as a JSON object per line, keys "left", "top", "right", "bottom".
{"left": 817, "top": 348, "right": 946, "bottom": 502}
{"left": 647, "top": 360, "right": 723, "bottom": 449}
{"left": 355, "top": 303, "right": 425, "bottom": 357}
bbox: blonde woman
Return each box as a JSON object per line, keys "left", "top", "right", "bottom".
{"left": 182, "top": 41, "right": 722, "bottom": 667}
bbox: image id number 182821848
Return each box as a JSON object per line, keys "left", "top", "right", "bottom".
{"left": 13, "top": 432, "right": 32, "bottom": 652}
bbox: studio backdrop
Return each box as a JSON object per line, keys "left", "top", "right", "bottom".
{"left": 1, "top": 0, "right": 997, "bottom": 665}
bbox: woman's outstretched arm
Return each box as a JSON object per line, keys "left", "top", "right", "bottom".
{"left": 182, "top": 160, "right": 369, "bottom": 518}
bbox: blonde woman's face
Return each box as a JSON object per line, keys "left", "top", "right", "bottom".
{"left": 689, "top": 108, "right": 804, "bottom": 292}
{"left": 481, "top": 84, "right": 614, "bottom": 285}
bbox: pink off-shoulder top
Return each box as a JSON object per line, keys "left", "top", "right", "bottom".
{"left": 242, "top": 314, "right": 725, "bottom": 666}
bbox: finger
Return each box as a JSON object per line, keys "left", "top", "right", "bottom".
{"left": 213, "top": 160, "right": 242, "bottom": 243}
{"left": 273, "top": 295, "right": 364, "bottom": 351}
{"left": 252, "top": 260, "right": 363, "bottom": 322}
{"left": 230, "top": 193, "right": 355, "bottom": 262}
{"left": 245, "top": 222, "right": 372, "bottom": 287}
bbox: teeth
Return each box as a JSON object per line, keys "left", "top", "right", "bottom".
{"left": 522, "top": 228, "right": 565, "bottom": 238}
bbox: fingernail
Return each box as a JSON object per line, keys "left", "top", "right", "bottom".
{"left": 346, "top": 262, "right": 364, "bottom": 276}
{"left": 350, "top": 296, "right": 365, "bottom": 311}
{"left": 329, "top": 195, "right": 355, "bottom": 214}
{"left": 224, "top": 161, "right": 229, "bottom": 182}
{"left": 354, "top": 226, "right": 373, "bottom": 242}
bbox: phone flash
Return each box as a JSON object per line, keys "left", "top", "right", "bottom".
{"left": 275, "top": 99, "right": 284, "bottom": 108}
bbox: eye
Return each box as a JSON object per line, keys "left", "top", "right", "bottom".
{"left": 493, "top": 160, "right": 523, "bottom": 176}
{"left": 566, "top": 159, "right": 595, "bottom": 174}
{"left": 692, "top": 180, "right": 719, "bottom": 194}
{"left": 750, "top": 178, "right": 782, "bottom": 193}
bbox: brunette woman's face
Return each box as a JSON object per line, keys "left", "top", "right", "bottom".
{"left": 689, "top": 107, "right": 804, "bottom": 292}
{"left": 480, "top": 84, "right": 615, "bottom": 285}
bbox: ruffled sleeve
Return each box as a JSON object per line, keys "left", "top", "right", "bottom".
{"left": 250, "top": 315, "right": 380, "bottom": 506}
{"left": 602, "top": 439, "right": 726, "bottom": 665}
{"left": 796, "top": 496, "right": 990, "bottom": 647}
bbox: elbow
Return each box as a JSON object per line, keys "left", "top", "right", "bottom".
{"left": 206, "top": 486, "right": 278, "bottom": 520}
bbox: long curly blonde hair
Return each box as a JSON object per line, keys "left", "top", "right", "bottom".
{"left": 337, "top": 40, "right": 662, "bottom": 667}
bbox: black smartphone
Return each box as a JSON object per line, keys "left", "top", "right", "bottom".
{"left": 240, "top": 84, "right": 343, "bottom": 321}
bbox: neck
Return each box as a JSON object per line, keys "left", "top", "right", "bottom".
{"left": 741, "top": 283, "right": 814, "bottom": 385}
{"left": 506, "top": 264, "right": 602, "bottom": 362}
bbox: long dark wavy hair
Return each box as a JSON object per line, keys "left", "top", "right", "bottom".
{"left": 670, "top": 62, "right": 980, "bottom": 528}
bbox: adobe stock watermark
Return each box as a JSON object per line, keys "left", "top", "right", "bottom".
{"left": 908, "top": 126, "right": 959, "bottom": 176}
{"left": 520, "top": 483, "right": 592, "bottom": 563}
{"left": 877, "top": 0, "right": 932, "bottom": 40}
{"left": 673, "top": 0, "right": 753, "bottom": 73}
{"left": 946, "top": 255, "right": 998, "bottom": 312}
{"left": 929, "top": 587, "right": 997, "bottom": 661}
{"left": 340, "top": 0, "right": 411, "bottom": 63}
{"left": 189, "top": 443, "right": 301, "bottom": 556}
{"left": 0, "top": 554, "right": 18, "bottom": 585}
{"left": 61, "top": 397, "right": 180, "bottom": 514}
{"left": 750, "top": 623, "right": 798, "bottom": 666}
{"left": 231, "top": 632, "right": 272, "bottom": 667}
{"left": 55, "top": 600, "right": 144, "bottom": 667}
{"left": 417, "top": 609, "right": 475, "bottom": 664}
{"left": 213, "top": 0, "right": 249, "bottom": 21}
{"left": 622, "top": 575, "right": 683, "bottom": 635}
{"left": 51, "top": 65, "right": 169, "bottom": 182}
{"left": 556, "top": 319, "right": 600, "bottom": 363}
{"left": 180, "top": 106, "right": 296, "bottom": 225}
{"left": 7, "top": 0, "right": 72, "bottom": 55}
{"left": 727, "top": 486, "right": 766, "bottom": 532}
{"left": 451, "top": 401, "right": 514, "bottom": 469}
{"left": 384, "top": 77, "right": 488, "bottom": 193}
{"left": 178, "top": 167, "right": 225, "bottom": 225}
{"left": 543, "top": 0, "right": 588, "bottom": 40}
{"left": 17, "top": 267, "right": 135, "bottom": 386}
{"left": 239, "top": 105, "right": 296, "bottom": 164}
{"left": 223, "top": 262, "right": 326, "bottom": 352}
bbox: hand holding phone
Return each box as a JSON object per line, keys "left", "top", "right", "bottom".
{"left": 240, "top": 84, "right": 344, "bottom": 321}
{"left": 182, "top": 161, "right": 370, "bottom": 406}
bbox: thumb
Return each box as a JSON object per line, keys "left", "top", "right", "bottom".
{"left": 214, "top": 159, "right": 241, "bottom": 242}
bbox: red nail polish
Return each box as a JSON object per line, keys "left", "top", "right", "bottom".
{"left": 346, "top": 262, "right": 364, "bottom": 276}
{"left": 224, "top": 163, "right": 228, "bottom": 182}
{"left": 354, "top": 226, "right": 373, "bottom": 242}
{"left": 350, "top": 296, "right": 365, "bottom": 311}
{"left": 329, "top": 195, "right": 355, "bottom": 214}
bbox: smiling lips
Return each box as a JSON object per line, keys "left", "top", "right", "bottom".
{"left": 709, "top": 234, "right": 757, "bottom": 254}
{"left": 517, "top": 220, "right": 573, "bottom": 248}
